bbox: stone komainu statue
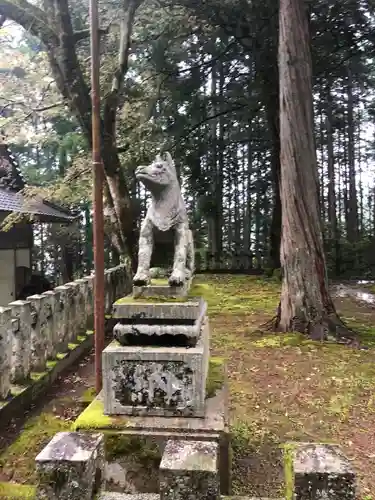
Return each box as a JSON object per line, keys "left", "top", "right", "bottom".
{"left": 133, "top": 152, "right": 194, "bottom": 287}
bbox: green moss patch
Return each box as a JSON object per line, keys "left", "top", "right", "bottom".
{"left": 116, "top": 294, "right": 189, "bottom": 304}
{"left": 79, "top": 387, "right": 97, "bottom": 405}
{"left": 206, "top": 357, "right": 225, "bottom": 398}
{"left": 56, "top": 352, "right": 68, "bottom": 360}
{"left": 72, "top": 398, "right": 129, "bottom": 430}
{"left": 283, "top": 443, "right": 295, "bottom": 500}
{"left": 30, "top": 372, "right": 47, "bottom": 382}
{"left": 189, "top": 275, "right": 280, "bottom": 315}
{"left": 46, "top": 360, "right": 58, "bottom": 370}
{"left": 68, "top": 343, "right": 79, "bottom": 351}
{"left": 105, "top": 435, "right": 160, "bottom": 465}
{"left": 11, "top": 385, "right": 28, "bottom": 396}
{"left": 77, "top": 335, "right": 87, "bottom": 342}
{"left": 0, "top": 413, "right": 70, "bottom": 483}
{"left": 0, "top": 482, "right": 36, "bottom": 499}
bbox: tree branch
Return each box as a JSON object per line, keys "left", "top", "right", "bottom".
{"left": 0, "top": 0, "right": 57, "bottom": 46}
{"left": 103, "top": 0, "right": 143, "bottom": 167}
{"left": 73, "top": 26, "right": 109, "bottom": 43}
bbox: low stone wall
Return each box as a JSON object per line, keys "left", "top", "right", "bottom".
{"left": 0, "top": 264, "right": 131, "bottom": 401}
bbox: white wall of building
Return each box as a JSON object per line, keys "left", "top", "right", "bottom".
{"left": 0, "top": 249, "right": 15, "bottom": 305}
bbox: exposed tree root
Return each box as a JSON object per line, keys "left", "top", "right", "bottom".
{"left": 262, "top": 304, "right": 361, "bottom": 348}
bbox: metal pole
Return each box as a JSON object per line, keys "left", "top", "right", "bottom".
{"left": 90, "top": 0, "right": 105, "bottom": 394}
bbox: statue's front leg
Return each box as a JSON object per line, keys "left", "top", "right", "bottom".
{"left": 169, "top": 223, "right": 188, "bottom": 287}
{"left": 133, "top": 218, "right": 154, "bottom": 286}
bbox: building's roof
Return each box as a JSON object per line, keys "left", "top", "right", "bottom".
{"left": 0, "top": 188, "right": 75, "bottom": 223}
{"left": 0, "top": 139, "right": 75, "bottom": 223}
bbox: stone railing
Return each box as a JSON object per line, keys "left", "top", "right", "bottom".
{"left": 0, "top": 264, "right": 131, "bottom": 400}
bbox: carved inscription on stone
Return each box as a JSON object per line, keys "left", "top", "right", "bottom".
{"left": 112, "top": 360, "right": 194, "bottom": 409}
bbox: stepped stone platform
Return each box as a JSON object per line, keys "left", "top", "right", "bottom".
{"left": 108, "top": 298, "right": 209, "bottom": 418}
{"left": 73, "top": 358, "right": 230, "bottom": 493}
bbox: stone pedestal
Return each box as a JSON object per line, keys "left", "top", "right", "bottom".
{"left": 73, "top": 357, "right": 230, "bottom": 495}
{"left": 35, "top": 431, "right": 104, "bottom": 500}
{"left": 290, "top": 443, "right": 356, "bottom": 499}
{"left": 159, "top": 440, "right": 220, "bottom": 500}
{"left": 103, "top": 318, "right": 209, "bottom": 417}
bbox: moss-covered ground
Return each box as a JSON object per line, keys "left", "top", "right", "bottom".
{"left": 196, "top": 275, "right": 375, "bottom": 498}
{"left": 0, "top": 275, "right": 375, "bottom": 498}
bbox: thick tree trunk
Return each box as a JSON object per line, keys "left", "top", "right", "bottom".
{"left": 276, "top": 0, "right": 351, "bottom": 340}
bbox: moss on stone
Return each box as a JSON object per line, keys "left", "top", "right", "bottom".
{"left": 11, "top": 385, "right": 28, "bottom": 396}
{"left": 283, "top": 443, "right": 295, "bottom": 500}
{"left": 72, "top": 398, "right": 129, "bottom": 430}
{"left": 56, "top": 352, "right": 67, "bottom": 360}
{"left": 206, "top": 357, "right": 225, "bottom": 398}
{"left": 115, "top": 294, "right": 188, "bottom": 304}
{"left": 30, "top": 371, "right": 47, "bottom": 382}
{"left": 68, "top": 343, "right": 79, "bottom": 351}
{"left": 77, "top": 335, "right": 87, "bottom": 342}
{"left": 86, "top": 330, "right": 94, "bottom": 335}
{"left": 46, "top": 360, "right": 58, "bottom": 370}
{"left": 0, "top": 482, "right": 36, "bottom": 499}
{"left": 0, "top": 413, "right": 70, "bottom": 483}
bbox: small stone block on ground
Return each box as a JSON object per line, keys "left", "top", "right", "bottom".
{"left": 160, "top": 440, "right": 220, "bottom": 500}
{"left": 292, "top": 443, "right": 356, "bottom": 499}
{"left": 35, "top": 431, "right": 104, "bottom": 499}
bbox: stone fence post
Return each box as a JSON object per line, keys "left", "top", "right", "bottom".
{"left": 74, "top": 278, "right": 88, "bottom": 336}
{"left": 28, "top": 294, "right": 50, "bottom": 372}
{"left": 0, "top": 307, "right": 12, "bottom": 399}
{"left": 85, "top": 275, "right": 94, "bottom": 329}
{"left": 42, "top": 289, "right": 60, "bottom": 358}
{"left": 65, "top": 282, "right": 81, "bottom": 341}
{"left": 55, "top": 285, "right": 71, "bottom": 349}
{"left": 9, "top": 300, "right": 32, "bottom": 383}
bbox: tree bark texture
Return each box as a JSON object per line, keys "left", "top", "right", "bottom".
{"left": 277, "top": 0, "right": 341, "bottom": 338}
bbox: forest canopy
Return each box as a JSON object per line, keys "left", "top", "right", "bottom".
{"left": 0, "top": 0, "right": 375, "bottom": 284}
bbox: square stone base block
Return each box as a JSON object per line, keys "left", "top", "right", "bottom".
{"left": 35, "top": 432, "right": 104, "bottom": 500}
{"left": 102, "top": 319, "right": 209, "bottom": 417}
{"left": 160, "top": 440, "right": 220, "bottom": 500}
{"left": 288, "top": 443, "right": 356, "bottom": 499}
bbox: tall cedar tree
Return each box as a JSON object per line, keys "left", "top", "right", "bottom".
{"left": 276, "top": 0, "right": 354, "bottom": 341}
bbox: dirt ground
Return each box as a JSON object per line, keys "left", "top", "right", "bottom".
{"left": 1, "top": 275, "right": 375, "bottom": 499}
